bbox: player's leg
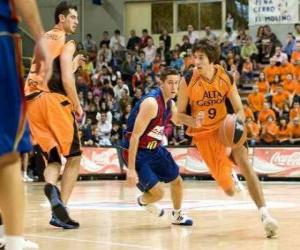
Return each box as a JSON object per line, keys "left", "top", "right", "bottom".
{"left": 60, "top": 155, "right": 81, "bottom": 204}
{"left": 194, "top": 133, "right": 236, "bottom": 196}
{"left": 0, "top": 153, "right": 24, "bottom": 250}
{"left": 231, "top": 145, "right": 278, "bottom": 238}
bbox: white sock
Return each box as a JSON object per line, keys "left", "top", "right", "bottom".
{"left": 5, "top": 236, "right": 23, "bottom": 250}
{"left": 0, "top": 225, "right": 4, "bottom": 238}
{"left": 259, "top": 206, "right": 270, "bottom": 219}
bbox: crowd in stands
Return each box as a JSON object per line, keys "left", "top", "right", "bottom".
{"left": 73, "top": 23, "right": 300, "bottom": 147}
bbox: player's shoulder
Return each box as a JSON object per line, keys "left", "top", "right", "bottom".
{"left": 217, "top": 65, "right": 234, "bottom": 85}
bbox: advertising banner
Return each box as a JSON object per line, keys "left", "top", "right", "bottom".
{"left": 249, "top": 0, "right": 298, "bottom": 26}
{"left": 80, "top": 147, "right": 122, "bottom": 174}
{"left": 252, "top": 147, "right": 300, "bottom": 177}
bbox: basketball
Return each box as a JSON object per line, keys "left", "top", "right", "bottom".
{"left": 218, "top": 114, "right": 247, "bottom": 148}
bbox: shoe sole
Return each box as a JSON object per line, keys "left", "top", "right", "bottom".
{"left": 265, "top": 223, "right": 278, "bottom": 238}
{"left": 49, "top": 219, "right": 79, "bottom": 230}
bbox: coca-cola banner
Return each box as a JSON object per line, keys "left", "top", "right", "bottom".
{"left": 252, "top": 148, "right": 300, "bottom": 177}
{"left": 80, "top": 147, "right": 122, "bottom": 174}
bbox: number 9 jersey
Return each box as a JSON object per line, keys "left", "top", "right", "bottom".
{"left": 185, "top": 65, "right": 234, "bottom": 136}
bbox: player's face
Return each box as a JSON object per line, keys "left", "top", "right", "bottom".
{"left": 162, "top": 75, "right": 179, "bottom": 99}
{"left": 63, "top": 9, "right": 79, "bottom": 34}
{"left": 193, "top": 51, "right": 212, "bottom": 72}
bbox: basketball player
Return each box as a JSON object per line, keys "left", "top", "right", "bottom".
{"left": 122, "top": 67, "right": 202, "bottom": 225}
{"left": 177, "top": 39, "right": 278, "bottom": 238}
{"left": 0, "top": 0, "right": 51, "bottom": 249}
{"left": 25, "top": 1, "right": 85, "bottom": 229}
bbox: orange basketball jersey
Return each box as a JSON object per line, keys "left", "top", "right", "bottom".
{"left": 25, "top": 27, "right": 66, "bottom": 98}
{"left": 185, "top": 65, "right": 234, "bottom": 136}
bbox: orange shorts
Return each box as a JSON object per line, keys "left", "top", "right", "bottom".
{"left": 27, "top": 92, "right": 81, "bottom": 157}
{"left": 193, "top": 129, "right": 234, "bottom": 192}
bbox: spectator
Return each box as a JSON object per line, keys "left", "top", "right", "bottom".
{"left": 131, "top": 87, "right": 143, "bottom": 107}
{"left": 245, "top": 117, "right": 260, "bottom": 146}
{"left": 110, "top": 120, "right": 122, "bottom": 146}
{"left": 282, "top": 32, "right": 296, "bottom": 61}
{"left": 263, "top": 58, "right": 280, "bottom": 83}
{"left": 288, "top": 117, "right": 300, "bottom": 144}
{"left": 271, "top": 84, "right": 290, "bottom": 116}
{"left": 84, "top": 33, "right": 97, "bottom": 54}
{"left": 225, "top": 12, "right": 234, "bottom": 31}
{"left": 243, "top": 101, "right": 255, "bottom": 121}
{"left": 258, "top": 101, "right": 276, "bottom": 126}
{"left": 170, "top": 51, "right": 184, "bottom": 72}
{"left": 110, "top": 29, "right": 126, "bottom": 51}
{"left": 289, "top": 101, "right": 300, "bottom": 120}
{"left": 256, "top": 72, "right": 270, "bottom": 94}
{"left": 260, "top": 115, "right": 279, "bottom": 144}
{"left": 114, "top": 78, "right": 130, "bottom": 101}
{"left": 248, "top": 85, "right": 265, "bottom": 118}
{"left": 203, "top": 25, "right": 217, "bottom": 42}
{"left": 293, "top": 23, "right": 300, "bottom": 42}
{"left": 180, "top": 35, "right": 192, "bottom": 53}
{"left": 279, "top": 59, "right": 294, "bottom": 81}
{"left": 156, "top": 40, "right": 171, "bottom": 65}
{"left": 119, "top": 89, "right": 132, "bottom": 114}
{"left": 187, "top": 24, "right": 199, "bottom": 44}
{"left": 283, "top": 73, "right": 297, "bottom": 94}
{"left": 97, "top": 43, "right": 112, "bottom": 63}
{"left": 270, "top": 46, "right": 288, "bottom": 65}
{"left": 241, "top": 57, "right": 254, "bottom": 83}
{"left": 159, "top": 28, "right": 171, "bottom": 50}
{"left": 277, "top": 118, "right": 292, "bottom": 144}
{"left": 143, "top": 37, "right": 156, "bottom": 64}
{"left": 99, "top": 31, "right": 110, "bottom": 48}
{"left": 132, "top": 64, "right": 145, "bottom": 90}
{"left": 127, "top": 29, "right": 141, "bottom": 51}
{"left": 96, "top": 112, "right": 112, "bottom": 146}
{"left": 140, "top": 29, "right": 152, "bottom": 48}
{"left": 241, "top": 36, "right": 258, "bottom": 62}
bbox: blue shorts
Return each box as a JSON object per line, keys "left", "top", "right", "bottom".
{"left": 122, "top": 146, "right": 179, "bottom": 192}
{"left": 0, "top": 35, "right": 31, "bottom": 157}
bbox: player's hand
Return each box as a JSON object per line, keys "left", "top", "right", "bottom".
{"left": 74, "top": 105, "right": 84, "bottom": 121}
{"left": 34, "top": 35, "right": 53, "bottom": 83}
{"left": 126, "top": 168, "right": 137, "bottom": 187}
{"left": 193, "top": 111, "right": 204, "bottom": 128}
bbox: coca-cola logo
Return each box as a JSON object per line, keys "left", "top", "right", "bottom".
{"left": 270, "top": 152, "right": 300, "bottom": 166}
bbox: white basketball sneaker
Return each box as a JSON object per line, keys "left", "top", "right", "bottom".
{"left": 261, "top": 214, "right": 279, "bottom": 238}
{"left": 171, "top": 210, "right": 193, "bottom": 226}
{"left": 137, "top": 196, "right": 164, "bottom": 217}
{"left": 0, "top": 237, "right": 39, "bottom": 249}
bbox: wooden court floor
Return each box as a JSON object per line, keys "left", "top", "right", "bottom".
{"left": 24, "top": 180, "right": 300, "bottom": 250}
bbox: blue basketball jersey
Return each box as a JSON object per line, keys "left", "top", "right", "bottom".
{"left": 122, "top": 87, "right": 172, "bottom": 150}
{"left": 0, "top": 0, "right": 18, "bottom": 33}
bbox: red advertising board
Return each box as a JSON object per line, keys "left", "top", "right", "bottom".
{"left": 80, "top": 146, "right": 300, "bottom": 177}
{"left": 80, "top": 147, "right": 122, "bottom": 175}
{"left": 252, "top": 147, "right": 300, "bottom": 177}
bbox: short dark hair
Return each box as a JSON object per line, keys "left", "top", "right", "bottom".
{"left": 55, "top": 1, "right": 77, "bottom": 24}
{"left": 192, "top": 38, "right": 220, "bottom": 64}
{"left": 160, "top": 67, "right": 178, "bottom": 82}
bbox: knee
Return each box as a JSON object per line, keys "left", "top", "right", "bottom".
{"left": 170, "top": 176, "right": 182, "bottom": 187}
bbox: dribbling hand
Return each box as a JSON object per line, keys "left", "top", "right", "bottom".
{"left": 194, "top": 111, "right": 204, "bottom": 128}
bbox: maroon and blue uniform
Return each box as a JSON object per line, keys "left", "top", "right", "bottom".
{"left": 0, "top": 0, "right": 31, "bottom": 156}
{"left": 121, "top": 88, "right": 179, "bottom": 192}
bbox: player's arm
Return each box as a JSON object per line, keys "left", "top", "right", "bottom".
{"left": 60, "top": 41, "right": 82, "bottom": 117}
{"left": 176, "top": 77, "right": 203, "bottom": 127}
{"left": 15, "top": 0, "right": 52, "bottom": 82}
{"left": 127, "top": 98, "right": 158, "bottom": 186}
{"left": 228, "top": 83, "right": 245, "bottom": 122}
